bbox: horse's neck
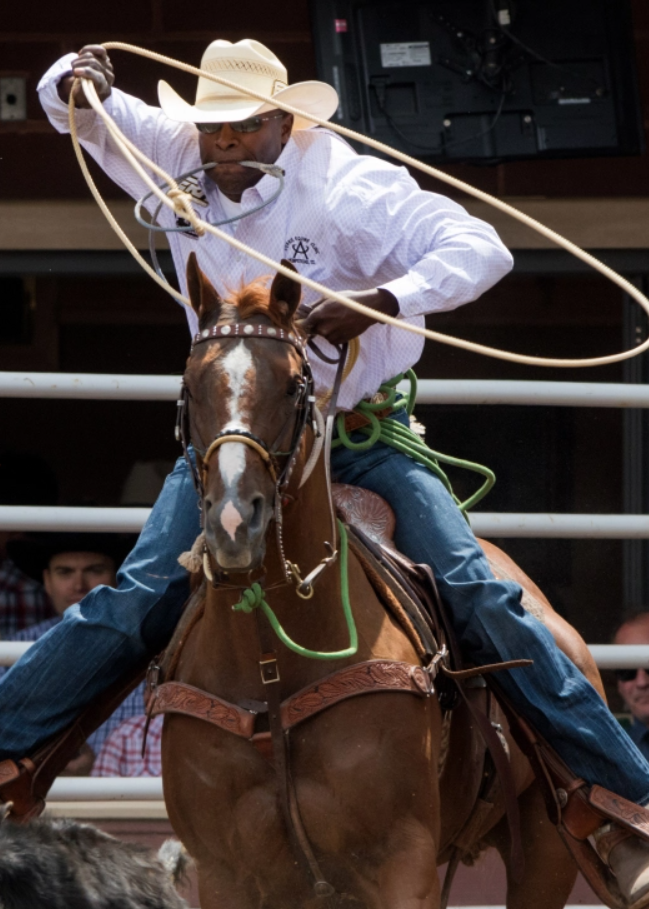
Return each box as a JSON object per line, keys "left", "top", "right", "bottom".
{"left": 188, "top": 458, "right": 347, "bottom": 698}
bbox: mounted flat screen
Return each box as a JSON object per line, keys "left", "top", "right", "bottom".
{"left": 309, "top": 0, "right": 644, "bottom": 163}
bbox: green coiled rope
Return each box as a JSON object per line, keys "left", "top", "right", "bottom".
{"left": 332, "top": 370, "right": 495, "bottom": 514}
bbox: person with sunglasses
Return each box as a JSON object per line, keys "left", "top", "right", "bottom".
{"left": 4, "top": 35, "right": 649, "bottom": 908}
{"left": 615, "top": 614, "right": 649, "bottom": 762}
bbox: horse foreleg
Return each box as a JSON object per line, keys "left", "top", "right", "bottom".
{"left": 373, "top": 818, "right": 441, "bottom": 909}
{"left": 484, "top": 780, "right": 578, "bottom": 909}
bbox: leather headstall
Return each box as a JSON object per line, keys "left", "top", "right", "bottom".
{"left": 176, "top": 321, "right": 317, "bottom": 502}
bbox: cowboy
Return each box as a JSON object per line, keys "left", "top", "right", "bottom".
{"left": 2, "top": 38, "right": 649, "bottom": 905}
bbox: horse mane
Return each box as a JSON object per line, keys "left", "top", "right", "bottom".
{"left": 226, "top": 277, "right": 295, "bottom": 329}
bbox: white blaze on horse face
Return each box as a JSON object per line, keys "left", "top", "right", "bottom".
{"left": 218, "top": 340, "right": 254, "bottom": 494}
{"left": 221, "top": 499, "right": 243, "bottom": 542}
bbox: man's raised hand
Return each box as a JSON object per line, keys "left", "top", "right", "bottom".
{"left": 58, "top": 45, "right": 114, "bottom": 108}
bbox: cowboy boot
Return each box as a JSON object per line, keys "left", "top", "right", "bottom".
{"left": 595, "top": 823, "right": 649, "bottom": 909}
{"left": 0, "top": 757, "right": 45, "bottom": 823}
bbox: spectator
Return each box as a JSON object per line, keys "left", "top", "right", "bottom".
{"left": 614, "top": 613, "right": 649, "bottom": 761}
{"left": 7, "top": 532, "right": 122, "bottom": 639}
{"left": 92, "top": 708, "right": 162, "bottom": 777}
{"left": 6, "top": 531, "right": 140, "bottom": 772}
{"left": 0, "top": 451, "right": 58, "bottom": 636}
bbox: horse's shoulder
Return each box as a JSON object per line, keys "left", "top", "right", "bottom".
{"left": 159, "top": 580, "right": 207, "bottom": 682}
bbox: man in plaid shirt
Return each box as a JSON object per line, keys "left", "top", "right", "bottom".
{"left": 92, "top": 714, "right": 163, "bottom": 777}
{"left": 0, "top": 451, "right": 58, "bottom": 637}
{"left": 0, "top": 560, "right": 54, "bottom": 638}
{"left": 5, "top": 531, "right": 137, "bottom": 772}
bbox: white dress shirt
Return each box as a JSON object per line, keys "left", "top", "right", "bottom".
{"left": 39, "top": 55, "right": 513, "bottom": 410}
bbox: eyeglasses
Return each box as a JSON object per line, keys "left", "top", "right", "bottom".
{"left": 196, "top": 114, "right": 286, "bottom": 135}
{"left": 615, "top": 668, "right": 648, "bottom": 682}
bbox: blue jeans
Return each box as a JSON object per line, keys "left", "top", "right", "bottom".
{"left": 331, "top": 414, "right": 649, "bottom": 803}
{"left": 2, "top": 423, "right": 649, "bottom": 805}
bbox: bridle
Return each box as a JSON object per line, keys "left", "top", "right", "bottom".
{"left": 175, "top": 319, "right": 338, "bottom": 595}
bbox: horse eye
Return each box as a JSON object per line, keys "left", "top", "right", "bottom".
{"left": 286, "top": 376, "right": 301, "bottom": 397}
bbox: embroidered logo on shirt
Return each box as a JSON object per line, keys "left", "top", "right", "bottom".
{"left": 174, "top": 175, "right": 208, "bottom": 238}
{"left": 177, "top": 175, "right": 208, "bottom": 208}
{"left": 284, "top": 236, "right": 319, "bottom": 266}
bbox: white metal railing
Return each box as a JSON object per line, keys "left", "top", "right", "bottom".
{"left": 3, "top": 374, "right": 649, "bottom": 540}
{"left": 4, "top": 372, "right": 649, "bottom": 407}
{"left": 49, "top": 777, "right": 163, "bottom": 800}
{"left": 2, "top": 506, "right": 649, "bottom": 538}
{"left": 3, "top": 641, "right": 648, "bottom": 669}
{"left": 0, "top": 505, "right": 150, "bottom": 533}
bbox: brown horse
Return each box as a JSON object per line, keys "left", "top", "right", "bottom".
{"left": 159, "top": 253, "right": 597, "bottom": 909}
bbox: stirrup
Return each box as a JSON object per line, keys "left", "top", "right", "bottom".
{"left": 492, "top": 693, "right": 649, "bottom": 908}
{"left": 0, "top": 758, "right": 45, "bottom": 823}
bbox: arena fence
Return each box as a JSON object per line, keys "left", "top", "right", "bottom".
{"left": 2, "top": 371, "right": 648, "bottom": 828}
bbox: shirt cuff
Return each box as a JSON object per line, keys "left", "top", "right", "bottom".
{"left": 379, "top": 272, "right": 432, "bottom": 320}
{"left": 37, "top": 53, "right": 100, "bottom": 135}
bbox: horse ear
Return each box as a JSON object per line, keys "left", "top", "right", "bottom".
{"left": 186, "top": 252, "right": 223, "bottom": 322}
{"left": 269, "top": 260, "right": 302, "bottom": 324}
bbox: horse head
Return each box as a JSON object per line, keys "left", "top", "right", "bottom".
{"left": 184, "top": 252, "right": 308, "bottom": 573}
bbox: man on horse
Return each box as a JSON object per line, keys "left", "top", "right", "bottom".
{"left": 2, "top": 37, "right": 649, "bottom": 907}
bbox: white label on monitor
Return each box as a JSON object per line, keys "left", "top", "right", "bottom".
{"left": 380, "top": 42, "right": 431, "bottom": 68}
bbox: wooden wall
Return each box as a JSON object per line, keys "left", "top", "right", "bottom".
{"left": 1, "top": 0, "right": 649, "bottom": 202}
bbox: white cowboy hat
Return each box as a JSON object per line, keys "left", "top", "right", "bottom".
{"left": 158, "top": 39, "right": 339, "bottom": 130}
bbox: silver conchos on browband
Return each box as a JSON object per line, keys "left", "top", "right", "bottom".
{"left": 191, "top": 322, "right": 307, "bottom": 356}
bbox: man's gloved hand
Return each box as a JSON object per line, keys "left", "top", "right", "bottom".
{"left": 299, "top": 287, "right": 399, "bottom": 345}
{"left": 57, "top": 45, "right": 114, "bottom": 108}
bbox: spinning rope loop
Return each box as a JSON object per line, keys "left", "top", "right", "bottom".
{"left": 69, "top": 41, "right": 649, "bottom": 368}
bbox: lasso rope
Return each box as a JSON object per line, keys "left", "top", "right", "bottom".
{"left": 68, "top": 41, "right": 649, "bottom": 369}
{"left": 232, "top": 520, "right": 358, "bottom": 660}
{"left": 333, "top": 371, "right": 495, "bottom": 513}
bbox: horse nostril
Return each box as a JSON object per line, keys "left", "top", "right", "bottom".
{"left": 205, "top": 497, "right": 213, "bottom": 512}
{"left": 249, "top": 495, "right": 265, "bottom": 532}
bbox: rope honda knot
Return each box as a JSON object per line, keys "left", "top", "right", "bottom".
{"left": 166, "top": 188, "right": 207, "bottom": 236}
{"left": 233, "top": 582, "right": 265, "bottom": 613}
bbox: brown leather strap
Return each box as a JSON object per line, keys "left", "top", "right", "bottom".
{"left": 453, "top": 682, "right": 525, "bottom": 883}
{"left": 150, "top": 659, "right": 433, "bottom": 743}
{"left": 442, "top": 659, "right": 533, "bottom": 681}
{"left": 149, "top": 681, "right": 256, "bottom": 738}
{"left": 0, "top": 759, "right": 45, "bottom": 823}
{"left": 342, "top": 405, "right": 392, "bottom": 434}
{"left": 281, "top": 659, "right": 432, "bottom": 727}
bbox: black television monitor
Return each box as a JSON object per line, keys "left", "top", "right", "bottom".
{"left": 309, "top": 0, "right": 644, "bottom": 164}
